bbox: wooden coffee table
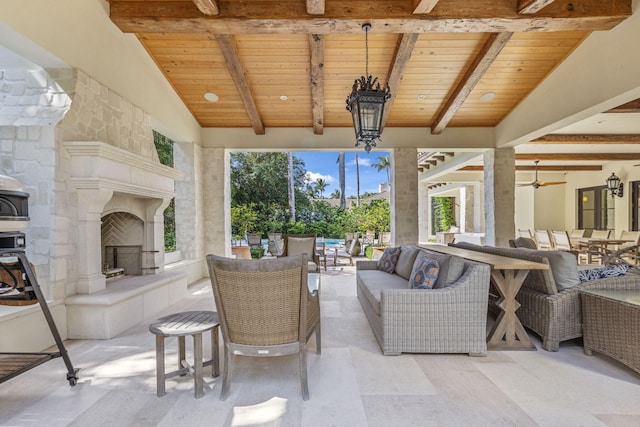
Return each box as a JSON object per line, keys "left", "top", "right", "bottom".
{"left": 581, "top": 289, "right": 640, "bottom": 375}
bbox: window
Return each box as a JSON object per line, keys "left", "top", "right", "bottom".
{"left": 153, "top": 131, "right": 176, "bottom": 252}
{"left": 578, "top": 185, "right": 614, "bottom": 232}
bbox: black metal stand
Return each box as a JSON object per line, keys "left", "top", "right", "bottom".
{"left": 0, "top": 250, "right": 79, "bottom": 386}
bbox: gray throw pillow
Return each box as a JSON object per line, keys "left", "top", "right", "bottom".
{"left": 516, "top": 248, "right": 580, "bottom": 291}
{"left": 417, "top": 250, "right": 465, "bottom": 289}
{"left": 513, "top": 237, "right": 537, "bottom": 249}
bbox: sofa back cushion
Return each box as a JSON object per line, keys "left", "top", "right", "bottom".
{"left": 395, "top": 245, "right": 421, "bottom": 280}
{"left": 418, "top": 249, "right": 465, "bottom": 289}
{"left": 516, "top": 248, "right": 580, "bottom": 291}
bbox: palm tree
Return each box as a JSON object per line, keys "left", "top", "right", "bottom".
{"left": 372, "top": 155, "right": 391, "bottom": 184}
{"left": 337, "top": 152, "right": 346, "bottom": 209}
{"left": 330, "top": 189, "right": 341, "bottom": 199}
{"left": 287, "top": 152, "right": 295, "bottom": 221}
{"left": 355, "top": 152, "right": 361, "bottom": 206}
{"left": 315, "top": 178, "right": 328, "bottom": 198}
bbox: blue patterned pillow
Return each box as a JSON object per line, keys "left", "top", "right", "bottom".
{"left": 409, "top": 254, "right": 440, "bottom": 289}
{"left": 376, "top": 246, "right": 400, "bottom": 274}
{"left": 578, "top": 264, "right": 629, "bottom": 282}
{"left": 377, "top": 246, "right": 401, "bottom": 274}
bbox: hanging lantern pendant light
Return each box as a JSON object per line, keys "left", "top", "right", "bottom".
{"left": 346, "top": 24, "right": 391, "bottom": 153}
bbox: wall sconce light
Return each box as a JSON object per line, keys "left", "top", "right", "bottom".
{"left": 606, "top": 172, "right": 623, "bottom": 198}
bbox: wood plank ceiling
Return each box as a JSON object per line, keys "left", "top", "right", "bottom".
{"left": 108, "top": 0, "right": 631, "bottom": 142}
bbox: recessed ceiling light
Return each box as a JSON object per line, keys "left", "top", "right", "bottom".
{"left": 204, "top": 92, "right": 219, "bottom": 102}
{"left": 480, "top": 92, "right": 496, "bottom": 102}
{"left": 417, "top": 94, "right": 426, "bottom": 100}
{"left": 280, "top": 95, "right": 288, "bottom": 101}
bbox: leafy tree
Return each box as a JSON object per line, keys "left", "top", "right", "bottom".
{"left": 371, "top": 155, "right": 391, "bottom": 184}
{"left": 231, "top": 204, "right": 258, "bottom": 240}
{"left": 315, "top": 178, "right": 328, "bottom": 198}
{"left": 153, "top": 130, "right": 176, "bottom": 252}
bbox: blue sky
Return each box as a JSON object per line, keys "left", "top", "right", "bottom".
{"left": 294, "top": 151, "right": 390, "bottom": 198}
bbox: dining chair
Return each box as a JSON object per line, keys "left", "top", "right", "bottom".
{"left": 534, "top": 230, "right": 554, "bottom": 250}
{"left": 550, "top": 230, "right": 572, "bottom": 251}
{"left": 517, "top": 229, "right": 533, "bottom": 239}
{"left": 616, "top": 230, "right": 640, "bottom": 265}
{"left": 569, "top": 229, "right": 585, "bottom": 238}
{"left": 206, "top": 254, "right": 321, "bottom": 401}
{"left": 590, "top": 229, "right": 611, "bottom": 239}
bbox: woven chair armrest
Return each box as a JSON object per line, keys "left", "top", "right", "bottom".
{"left": 579, "top": 274, "right": 640, "bottom": 290}
{"left": 356, "top": 260, "right": 378, "bottom": 270}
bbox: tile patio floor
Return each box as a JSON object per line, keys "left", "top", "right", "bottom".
{"left": 1, "top": 264, "right": 640, "bottom": 426}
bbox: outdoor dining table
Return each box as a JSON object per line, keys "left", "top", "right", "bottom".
{"left": 572, "top": 238, "right": 633, "bottom": 264}
{"left": 421, "top": 244, "right": 549, "bottom": 351}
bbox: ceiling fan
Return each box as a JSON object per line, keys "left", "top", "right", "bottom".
{"left": 518, "top": 160, "right": 566, "bottom": 189}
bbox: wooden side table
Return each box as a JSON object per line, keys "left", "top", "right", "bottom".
{"left": 149, "top": 311, "right": 220, "bottom": 398}
{"left": 581, "top": 289, "right": 640, "bottom": 375}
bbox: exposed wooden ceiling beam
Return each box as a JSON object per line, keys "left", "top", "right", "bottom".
{"left": 434, "top": 155, "right": 445, "bottom": 162}
{"left": 413, "top": 0, "right": 441, "bottom": 14}
{"left": 606, "top": 98, "right": 640, "bottom": 113}
{"left": 306, "top": 0, "right": 325, "bottom": 15}
{"left": 516, "top": 153, "right": 640, "bottom": 161}
{"left": 381, "top": 33, "right": 419, "bottom": 128}
{"left": 431, "top": 32, "right": 513, "bottom": 134}
{"left": 459, "top": 165, "right": 603, "bottom": 171}
{"left": 518, "top": 0, "right": 557, "bottom": 14}
{"left": 309, "top": 34, "right": 324, "bottom": 135}
{"left": 191, "top": 0, "right": 219, "bottom": 16}
{"left": 215, "top": 35, "right": 265, "bottom": 135}
{"left": 109, "top": 1, "right": 631, "bottom": 34}
{"left": 531, "top": 134, "right": 640, "bottom": 144}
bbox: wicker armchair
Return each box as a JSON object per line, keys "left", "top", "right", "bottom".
{"left": 206, "top": 254, "right": 321, "bottom": 400}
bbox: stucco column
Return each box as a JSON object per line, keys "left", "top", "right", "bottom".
{"left": 202, "top": 147, "right": 229, "bottom": 257}
{"left": 460, "top": 184, "right": 475, "bottom": 233}
{"left": 174, "top": 141, "right": 202, "bottom": 261}
{"left": 483, "top": 148, "right": 515, "bottom": 247}
{"left": 391, "top": 148, "right": 419, "bottom": 245}
{"left": 418, "top": 180, "right": 430, "bottom": 243}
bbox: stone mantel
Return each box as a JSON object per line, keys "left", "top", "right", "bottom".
{"left": 63, "top": 141, "right": 182, "bottom": 199}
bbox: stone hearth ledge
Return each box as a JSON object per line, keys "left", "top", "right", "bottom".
{"left": 65, "top": 270, "right": 187, "bottom": 339}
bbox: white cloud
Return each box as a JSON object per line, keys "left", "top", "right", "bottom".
{"left": 347, "top": 157, "right": 371, "bottom": 167}
{"left": 305, "top": 171, "right": 335, "bottom": 184}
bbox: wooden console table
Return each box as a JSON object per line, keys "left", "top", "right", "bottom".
{"left": 420, "top": 244, "right": 549, "bottom": 351}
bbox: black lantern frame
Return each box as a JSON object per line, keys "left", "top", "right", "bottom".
{"left": 346, "top": 24, "right": 391, "bottom": 153}
{"left": 606, "top": 172, "right": 623, "bottom": 198}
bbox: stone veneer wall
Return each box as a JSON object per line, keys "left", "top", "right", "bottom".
{"left": 201, "top": 147, "right": 229, "bottom": 257}
{"left": 0, "top": 126, "right": 57, "bottom": 298}
{"left": 174, "top": 141, "right": 203, "bottom": 261}
{"left": 391, "top": 148, "right": 419, "bottom": 245}
{"left": 57, "top": 70, "right": 159, "bottom": 163}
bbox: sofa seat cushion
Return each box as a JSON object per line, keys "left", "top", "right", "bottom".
{"left": 357, "top": 270, "right": 408, "bottom": 316}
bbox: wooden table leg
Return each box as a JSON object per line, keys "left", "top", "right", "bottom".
{"left": 155, "top": 335, "right": 166, "bottom": 396}
{"left": 178, "top": 336, "right": 186, "bottom": 376}
{"left": 193, "top": 333, "right": 204, "bottom": 398}
{"left": 211, "top": 326, "right": 220, "bottom": 377}
{"left": 487, "top": 269, "right": 537, "bottom": 351}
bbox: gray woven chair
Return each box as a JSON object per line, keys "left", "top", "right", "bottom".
{"left": 206, "top": 254, "right": 321, "bottom": 400}
{"left": 279, "top": 233, "right": 320, "bottom": 272}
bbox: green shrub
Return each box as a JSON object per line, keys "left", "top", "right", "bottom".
{"left": 250, "top": 248, "right": 265, "bottom": 259}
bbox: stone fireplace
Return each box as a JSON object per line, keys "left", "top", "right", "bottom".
{"left": 63, "top": 140, "right": 182, "bottom": 294}
{"left": 63, "top": 140, "right": 188, "bottom": 339}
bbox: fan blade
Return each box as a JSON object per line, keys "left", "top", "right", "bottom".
{"left": 517, "top": 182, "right": 535, "bottom": 187}
{"left": 538, "top": 181, "right": 566, "bottom": 187}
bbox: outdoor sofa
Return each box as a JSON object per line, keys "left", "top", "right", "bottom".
{"left": 356, "top": 245, "right": 490, "bottom": 356}
{"left": 450, "top": 242, "right": 640, "bottom": 351}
